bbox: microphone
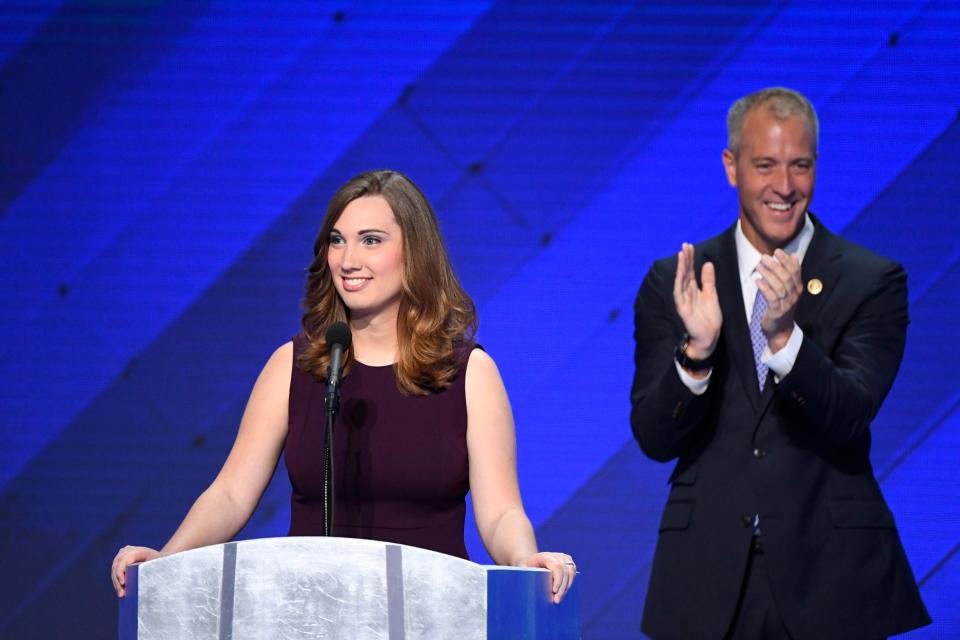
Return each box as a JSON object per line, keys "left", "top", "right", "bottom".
{"left": 325, "top": 321, "right": 352, "bottom": 399}
{"left": 322, "top": 321, "right": 351, "bottom": 537}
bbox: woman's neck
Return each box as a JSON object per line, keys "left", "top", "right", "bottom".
{"left": 349, "top": 309, "right": 399, "bottom": 366}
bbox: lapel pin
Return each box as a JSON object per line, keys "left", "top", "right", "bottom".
{"left": 807, "top": 278, "right": 823, "bottom": 295}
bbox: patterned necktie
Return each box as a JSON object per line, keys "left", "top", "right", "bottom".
{"left": 749, "top": 287, "right": 769, "bottom": 391}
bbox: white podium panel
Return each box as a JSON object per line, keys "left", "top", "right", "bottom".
{"left": 119, "top": 537, "right": 580, "bottom": 639}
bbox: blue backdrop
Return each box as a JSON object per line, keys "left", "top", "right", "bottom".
{"left": 1, "top": 2, "right": 958, "bottom": 638}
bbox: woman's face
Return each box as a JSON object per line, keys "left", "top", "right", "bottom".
{"left": 327, "top": 195, "right": 404, "bottom": 322}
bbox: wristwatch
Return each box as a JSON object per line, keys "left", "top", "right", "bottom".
{"left": 674, "top": 333, "right": 715, "bottom": 372}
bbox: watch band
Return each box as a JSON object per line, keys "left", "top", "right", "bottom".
{"left": 675, "top": 333, "right": 715, "bottom": 372}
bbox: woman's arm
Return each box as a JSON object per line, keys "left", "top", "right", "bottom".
{"left": 465, "top": 349, "right": 576, "bottom": 603}
{"left": 111, "top": 341, "right": 293, "bottom": 597}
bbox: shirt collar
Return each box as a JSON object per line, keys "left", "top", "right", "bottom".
{"left": 736, "top": 213, "right": 815, "bottom": 284}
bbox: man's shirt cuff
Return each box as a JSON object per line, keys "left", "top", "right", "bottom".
{"left": 762, "top": 323, "right": 804, "bottom": 382}
{"left": 675, "top": 361, "right": 710, "bottom": 395}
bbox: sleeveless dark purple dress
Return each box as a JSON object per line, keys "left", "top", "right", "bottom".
{"left": 285, "top": 334, "right": 471, "bottom": 559}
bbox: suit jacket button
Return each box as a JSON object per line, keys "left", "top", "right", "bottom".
{"left": 752, "top": 448, "right": 766, "bottom": 459}
{"left": 741, "top": 515, "right": 753, "bottom": 527}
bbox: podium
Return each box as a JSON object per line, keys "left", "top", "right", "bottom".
{"left": 118, "top": 537, "right": 581, "bottom": 639}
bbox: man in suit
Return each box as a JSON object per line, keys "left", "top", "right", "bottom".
{"left": 631, "top": 87, "right": 930, "bottom": 639}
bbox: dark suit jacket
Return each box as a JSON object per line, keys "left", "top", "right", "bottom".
{"left": 631, "top": 217, "right": 930, "bottom": 640}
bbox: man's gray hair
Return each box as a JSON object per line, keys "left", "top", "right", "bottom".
{"left": 727, "top": 87, "right": 819, "bottom": 156}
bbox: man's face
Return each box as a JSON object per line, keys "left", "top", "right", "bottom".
{"left": 722, "top": 108, "right": 816, "bottom": 254}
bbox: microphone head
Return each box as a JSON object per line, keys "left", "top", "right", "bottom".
{"left": 325, "top": 321, "right": 352, "bottom": 351}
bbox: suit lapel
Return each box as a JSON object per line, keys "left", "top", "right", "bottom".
{"left": 794, "top": 215, "right": 844, "bottom": 332}
{"left": 703, "top": 226, "right": 763, "bottom": 411}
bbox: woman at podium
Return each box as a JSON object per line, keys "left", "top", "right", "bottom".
{"left": 112, "top": 169, "right": 576, "bottom": 604}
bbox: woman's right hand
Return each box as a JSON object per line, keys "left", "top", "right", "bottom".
{"left": 111, "top": 545, "right": 161, "bottom": 597}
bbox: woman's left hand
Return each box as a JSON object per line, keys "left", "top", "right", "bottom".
{"left": 520, "top": 551, "right": 577, "bottom": 604}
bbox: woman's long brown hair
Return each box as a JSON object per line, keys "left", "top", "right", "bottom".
{"left": 298, "top": 170, "right": 477, "bottom": 395}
